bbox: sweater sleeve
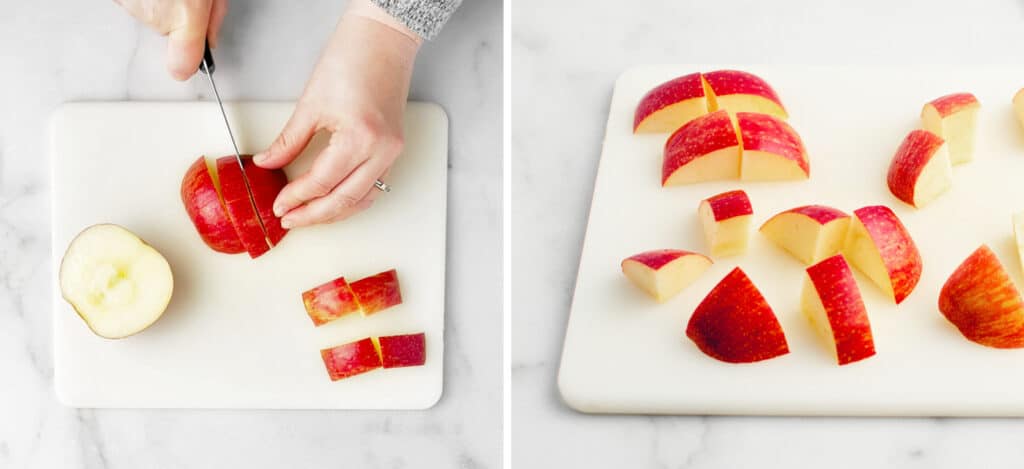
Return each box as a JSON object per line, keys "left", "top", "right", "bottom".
{"left": 370, "top": 0, "right": 463, "bottom": 40}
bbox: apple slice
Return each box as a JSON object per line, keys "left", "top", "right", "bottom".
{"left": 702, "top": 70, "right": 788, "bottom": 119}
{"left": 216, "top": 157, "right": 272, "bottom": 258}
{"left": 1014, "top": 212, "right": 1024, "bottom": 276}
{"left": 634, "top": 72, "right": 709, "bottom": 133}
{"left": 802, "top": 254, "right": 875, "bottom": 365}
{"left": 302, "top": 276, "right": 360, "bottom": 326}
{"left": 662, "top": 110, "right": 741, "bottom": 186}
{"left": 59, "top": 224, "right": 174, "bottom": 339}
{"left": 886, "top": 130, "right": 952, "bottom": 209}
{"left": 842, "top": 206, "right": 922, "bottom": 304}
{"left": 320, "top": 337, "right": 382, "bottom": 381}
{"left": 180, "top": 156, "right": 245, "bottom": 254}
{"left": 1014, "top": 88, "right": 1024, "bottom": 130}
{"left": 939, "top": 245, "right": 1024, "bottom": 348}
{"left": 237, "top": 156, "right": 289, "bottom": 247}
{"left": 621, "top": 249, "right": 713, "bottom": 302}
{"left": 921, "top": 92, "right": 980, "bottom": 165}
{"left": 685, "top": 267, "right": 789, "bottom": 363}
{"left": 736, "top": 112, "right": 809, "bottom": 181}
{"left": 698, "top": 190, "right": 752, "bottom": 257}
{"left": 350, "top": 269, "right": 403, "bottom": 315}
{"left": 759, "top": 205, "right": 850, "bottom": 265}
{"left": 376, "top": 333, "right": 427, "bottom": 368}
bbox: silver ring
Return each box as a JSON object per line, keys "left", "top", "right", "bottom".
{"left": 374, "top": 179, "right": 391, "bottom": 193}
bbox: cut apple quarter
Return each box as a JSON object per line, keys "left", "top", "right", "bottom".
{"left": 633, "top": 72, "right": 709, "bottom": 133}
{"left": 698, "top": 190, "right": 752, "bottom": 257}
{"left": 59, "top": 224, "right": 174, "bottom": 339}
{"left": 760, "top": 205, "right": 850, "bottom": 265}
{"left": 921, "top": 92, "right": 979, "bottom": 165}
{"left": 939, "top": 245, "right": 1024, "bottom": 348}
{"left": 886, "top": 130, "right": 952, "bottom": 209}
{"left": 702, "top": 70, "right": 788, "bottom": 119}
{"left": 685, "top": 267, "right": 789, "bottom": 363}
{"left": 376, "top": 333, "right": 427, "bottom": 368}
{"left": 302, "top": 276, "right": 360, "bottom": 326}
{"left": 620, "top": 249, "right": 713, "bottom": 302}
{"left": 350, "top": 269, "right": 403, "bottom": 315}
{"left": 842, "top": 206, "right": 922, "bottom": 304}
{"left": 662, "top": 110, "right": 740, "bottom": 186}
{"left": 320, "top": 337, "right": 383, "bottom": 381}
{"left": 736, "top": 112, "right": 809, "bottom": 181}
{"left": 802, "top": 255, "right": 875, "bottom": 365}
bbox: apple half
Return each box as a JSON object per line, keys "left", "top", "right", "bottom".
{"left": 633, "top": 72, "right": 709, "bottom": 133}
{"left": 802, "top": 254, "right": 876, "bottom": 365}
{"left": 350, "top": 269, "right": 403, "bottom": 315}
{"left": 886, "top": 129, "right": 952, "bottom": 209}
{"left": 59, "top": 224, "right": 174, "bottom": 339}
{"left": 736, "top": 112, "right": 809, "bottom": 181}
{"left": 320, "top": 337, "right": 383, "bottom": 381}
{"left": 702, "top": 69, "right": 788, "bottom": 119}
{"left": 842, "top": 205, "right": 922, "bottom": 304}
{"left": 376, "top": 333, "right": 427, "bottom": 368}
{"left": 302, "top": 276, "right": 360, "bottom": 326}
{"left": 939, "top": 245, "right": 1024, "bottom": 348}
{"left": 698, "top": 189, "right": 752, "bottom": 257}
{"left": 760, "top": 205, "right": 850, "bottom": 265}
{"left": 621, "top": 249, "right": 713, "bottom": 302}
{"left": 662, "top": 110, "right": 740, "bottom": 186}
{"left": 921, "top": 92, "right": 979, "bottom": 165}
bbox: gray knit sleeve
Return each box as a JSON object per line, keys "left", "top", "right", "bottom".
{"left": 370, "top": 0, "right": 463, "bottom": 40}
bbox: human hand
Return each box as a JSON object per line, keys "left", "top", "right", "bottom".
{"left": 113, "top": 0, "right": 228, "bottom": 80}
{"left": 252, "top": 0, "right": 422, "bottom": 229}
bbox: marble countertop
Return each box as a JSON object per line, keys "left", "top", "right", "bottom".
{"left": 0, "top": 0, "right": 501, "bottom": 467}
{"left": 513, "top": 1, "right": 1024, "bottom": 467}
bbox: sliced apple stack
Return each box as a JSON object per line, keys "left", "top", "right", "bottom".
{"left": 302, "top": 269, "right": 403, "bottom": 326}
{"left": 842, "top": 206, "right": 922, "bottom": 304}
{"left": 921, "top": 93, "right": 980, "bottom": 165}
{"left": 886, "top": 129, "right": 952, "bottom": 209}
{"left": 760, "top": 205, "right": 850, "bottom": 265}
{"left": 621, "top": 249, "right": 713, "bottom": 302}
{"left": 801, "top": 254, "right": 876, "bottom": 365}
{"left": 699, "top": 190, "right": 753, "bottom": 257}
{"left": 939, "top": 245, "right": 1024, "bottom": 349}
{"left": 321, "top": 332, "right": 427, "bottom": 381}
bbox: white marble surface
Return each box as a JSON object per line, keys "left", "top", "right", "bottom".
{"left": 513, "top": 1, "right": 1024, "bottom": 467}
{"left": 0, "top": 1, "right": 501, "bottom": 467}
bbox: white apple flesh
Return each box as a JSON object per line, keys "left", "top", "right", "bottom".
{"left": 921, "top": 93, "right": 979, "bottom": 165}
{"left": 621, "top": 249, "right": 713, "bottom": 302}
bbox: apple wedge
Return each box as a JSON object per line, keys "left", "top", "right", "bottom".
{"left": 59, "top": 224, "right": 174, "bottom": 339}
{"left": 842, "top": 206, "right": 922, "bottom": 304}
{"left": 216, "top": 157, "right": 272, "bottom": 258}
{"left": 377, "top": 333, "right": 427, "bottom": 368}
{"left": 350, "top": 269, "right": 403, "bottom": 315}
{"left": 737, "top": 112, "right": 809, "bottom": 181}
{"left": 235, "top": 156, "right": 290, "bottom": 247}
{"left": 921, "top": 92, "right": 980, "bottom": 164}
{"left": 760, "top": 205, "right": 850, "bottom": 265}
{"left": 886, "top": 130, "right": 952, "bottom": 209}
{"left": 302, "top": 276, "right": 360, "bottom": 326}
{"left": 685, "top": 267, "right": 789, "bottom": 363}
{"left": 802, "top": 254, "right": 876, "bottom": 365}
{"left": 1014, "top": 88, "right": 1024, "bottom": 130}
{"left": 698, "top": 190, "right": 752, "bottom": 257}
{"left": 634, "top": 72, "right": 709, "bottom": 133}
{"left": 180, "top": 156, "right": 245, "bottom": 254}
{"left": 320, "top": 337, "right": 382, "bottom": 381}
{"left": 939, "top": 245, "right": 1024, "bottom": 348}
{"left": 662, "top": 110, "right": 741, "bottom": 186}
{"left": 702, "top": 70, "right": 788, "bottom": 119}
{"left": 621, "top": 249, "right": 713, "bottom": 302}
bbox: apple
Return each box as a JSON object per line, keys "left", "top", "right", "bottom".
{"left": 842, "top": 205, "right": 922, "bottom": 304}
{"left": 320, "top": 337, "right": 382, "bottom": 381}
{"left": 180, "top": 156, "right": 245, "bottom": 254}
{"left": 759, "top": 205, "right": 850, "bottom": 265}
{"left": 1014, "top": 212, "right": 1024, "bottom": 276}
{"left": 350, "top": 269, "right": 403, "bottom": 315}
{"left": 698, "top": 189, "right": 752, "bottom": 257}
{"left": 376, "top": 333, "right": 427, "bottom": 368}
{"left": 685, "top": 267, "right": 789, "bottom": 363}
{"left": 736, "top": 112, "right": 809, "bottom": 181}
{"left": 886, "top": 129, "right": 952, "bottom": 209}
{"left": 233, "top": 156, "right": 289, "bottom": 247}
{"left": 621, "top": 249, "right": 713, "bottom": 302}
{"left": 801, "top": 254, "right": 876, "bottom": 365}
{"left": 634, "top": 72, "right": 709, "bottom": 133}
{"left": 1014, "top": 88, "right": 1024, "bottom": 130}
{"left": 59, "top": 224, "right": 174, "bottom": 339}
{"left": 662, "top": 110, "right": 741, "bottom": 186}
{"left": 302, "top": 276, "right": 360, "bottom": 326}
{"left": 939, "top": 245, "right": 1024, "bottom": 348}
{"left": 702, "top": 69, "right": 788, "bottom": 119}
{"left": 920, "top": 92, "right": 980, "bottom": 164}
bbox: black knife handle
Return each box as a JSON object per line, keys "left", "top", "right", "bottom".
{"left": 199, "top": 40, "right": 215, "bottom": 75}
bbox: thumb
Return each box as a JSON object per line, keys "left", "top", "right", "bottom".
{"left": 166, "top": 24, "right": 208, "bottom": 81}
{"left": 254, "top": 108, "right": 317, "bottom": 169}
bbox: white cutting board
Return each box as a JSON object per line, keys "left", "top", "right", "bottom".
{"left": 559, "top": 65, "right": 1024, "bottom": 416}
{"left": 51, "top": 102, "right": 447, "bottom": 409}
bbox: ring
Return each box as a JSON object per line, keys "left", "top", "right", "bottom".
{"left": 374, "top": 179, "right": 391, "bottom": 193}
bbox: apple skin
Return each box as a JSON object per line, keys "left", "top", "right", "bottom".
{"left": 703, "top": 189, "right": 752, "bottom": 220}
{"left": 759, "top": 205, "right": 850, "bottom": 265}
{"left": 844, "top": 206, "right": 922, "bottom": 304}
{"left": 235, "top": 156, "right": 289, "bottom": 247}
{"left": 926, "top": 92, "right": 979, "bottom": 116}
{"left": 938, "top": 245, "right": 1024, "bottom": 349}
{"left": 736, "top": 112, "right": 809, "bottom": 180}
{"left": 216, "top": 157, "right": 272, "bottom": 258}
{"left": 621, "top": 249, "right": 713, "bottom": 302}
{"left": 320, "top": 337, "right": 382, "bottom": 381}
{"left": 350, "top": 269, "right": 403, "bottom": 315}
{"left": 634, "top": 72, "right": 708, "bottom": 133}
{"left": 302, "top": 276, "right": 360, "bottom": 326}
{"left": 685, "top": 267, "right": 789, "bottom": 363}
{"left": 377, "top": 333, "right": 427, "bottom": 368}
{"left": 662, "top": 110, "right": 741, "bottom": 186}
{"left": 803, "top": 254, "right": 876, "bottom": 365}
{"left": 886, "top": 130, "right": 950, "bottom": 208}
{"left": 180, "top": 156, "right": 246, "bottom": 254}
{"left": 702, "top": 70, "right": 788, "bottom": 118}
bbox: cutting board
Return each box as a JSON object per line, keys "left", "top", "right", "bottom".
{"left": 558, "top": 65, "right": 1024, "bottom": 416}
{"left": 51, "top": 102, "right": 447, "bottom": 409}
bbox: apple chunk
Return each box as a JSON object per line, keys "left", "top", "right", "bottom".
{"left": 1014, "top": 212, "right": 1024, "bottom": 277}
{"left": 377, "top": 333, "right": 427, "bottom": 368}
{"left": 180, "top": 156, "right": 245, "bottom": 254}
{"left": 350, "top": 269, "right": 403, "bottom": 315}
{"left": 662, "top": 110, "right": 740, "bottom": 186}
{"left": 634, "top": 72, "right": 709, "bottom": 133}
{"left": 737, "top": 112, "right": 809, "bottom": 181}
{"left": 698, "top": 190, "right": 752, "bottom": 257}
{"left": 702, "top": 70, "right": 788, "bottom": 119}
{"left": 939, "top": 245, "right": 1024, "bottom": 348}
{"left": 59, "top": 224, "right": 174, "bottom": 339}
{"left": 621, "top": 249, "right": 713, "bottom": 302}
{"left": 685, "top": 267, "right": 789, "bottom": 363}
{"left": 760, "top": 205, "right": 850, "bottom": 265}
{"left": 921, "top": 92, "right": 980, "bottom": 164}
{"left": 802, "top": 255, "right": 875, "bottom": 365}
{"left": 842, "top": 206, "right": 922, "bottom": 304}
{"left": 886, "top": 130, "right": 952, "bottom": 208}
{"left": 302, "top": 276, "right": 360, "bottom": 326}
{"left": 320, "top": 337, "right": 382, "bottom": 381}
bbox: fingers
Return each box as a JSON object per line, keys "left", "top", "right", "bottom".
{"left": 279, "top": 158, "right": 388, "bottom": 229}
{"left": 270, "top": 135, "right": 361, "bottom": 217}
{"left": 166, "top": 2, "right": 213, "bottom": 81}
{"left": 253, "top": 108, "right": 317, "bottom": 170}
{"left": 207, "top": 0, "right": 229, "bottom": 48}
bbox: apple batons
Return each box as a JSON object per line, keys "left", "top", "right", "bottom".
{"left": 802, "top": 255, "right": 875, "bottom": 365}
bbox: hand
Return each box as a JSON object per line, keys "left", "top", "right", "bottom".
{"left": 252, "top": 0, "right": 422, "bottom": 229}
{"left": 113, "top": 0, "right": 228, "bottom": 80}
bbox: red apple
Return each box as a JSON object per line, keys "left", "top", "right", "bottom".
{"left": 702, "top": 70, "right": 788, "bottom": 119}
{"left": 842, "top": 205, "right": 922, "bottom": 304}
{"left": 235, "top": 157, "right": 289, "bottom": 247}
{"left": 320, "top": 337, "right": 382, "bottom": 381}
{"left": 802, "top": 254, "right": 875, "bottom": 365}
{"left": 216, "top": 157, "right": 272, "bottom": 258}
{"left": 685, "top": 267, "right": 789, "bottom": 363}
{"left": 180, "top": 156, "right": 245, "bottom": 254}
{"left": 350, "top": 269, "right": 403, "bottom": 315}
{"left": 886, "top": 130, "right": 952, "bottom": 208}
{"left": 621, "top": 249, "right": 713, "bottom": 302}
{"left": 921, "top": 92, "right": 980, "bottom": 165}
{"left": 698, "top": 189, "right": 752, "bottom": 257}
{"left": 377, "top": 333, "right": 427, "bottom": 368}
{"left": 939, "top": 245, "right": 1024, "bottom": 348}
{"left": 302, "top": 276, "right": 360, "bottom": 326}
{"left": 634, "top": 72, "right": 709, "bottom": 133}
{"left": 736, "top": 112, "right": 809, "bottom": 181}
{"left": 662, "top": 110, "right": 741, "bottom": 186}
{"left": 759, "top": 205, "right": 850, "bottom": 265}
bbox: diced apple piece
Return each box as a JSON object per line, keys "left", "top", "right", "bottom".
{"left": 939, "top": 245, "right": 1024, "bottom": 348}
{"left": 350, "top": 269, "right": 403, "bottom": 315}
{"left": 842, "top": 206, "right": 922, "bottom": 304}
{"left": 302, "top": 276, "right": 360, "bottom": 326}
{"left": 662, "top": 110, "right": 740, "bottom": 186}
{"left": 1014, "top": 88, "right": 1024, "bottom": 130}
{"left": 737, "top": 112, "right": 809, "bottom": 181}
{"left": 760, "top": 205, "right": 850, "bottom": 265}
{"left": 702, "top": 70, "right": 788, "bottom": 119}
{"left": 377, "top": 333, "right": 427, "bottom": 368}
{"left": 621, "top": 249, "right": 713, "bottom": 302}
{"left": 320, "top": 337, "right": 382, "bottom": 381}
{"left": 1014, "top": 212, "right": 1024, "bottom": 277}
{"left": 59, "top": 224, "right": 174, "bottom": 339}
{"left": 216, "top": 157, "right": 272, "bottom": 258}
{"left": 802, "top": 254, "right": 876, "bottom": 365}
{"left": 886, "top": 130, "right": 952, "bottom": 208}
{"left": 921, "top": 92, "right": 980, "bottom": 164}
{"left": 698, "top": 190, "right": 752, "bottom": 257}
{"left": 634, "top": 73, "right": 709, "bottom": 133}
{"left": 685, "top": 267, "right": 789, "bottom": 363}
{"left": 180, "top": 156, "right": 245, "bottom": 254}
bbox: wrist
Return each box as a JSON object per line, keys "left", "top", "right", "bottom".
{"left": 344, "top": 0, "right": 423, "bottom": 47}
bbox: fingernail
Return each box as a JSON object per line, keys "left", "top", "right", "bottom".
{"left": 253, "top": 153, "right": 267, "bottom": 164}
{"left": 273, "top": 203, "right": 286, "bottom": 217}
{"left": 280, "top": 217, "right": 293, "bottom": 229}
